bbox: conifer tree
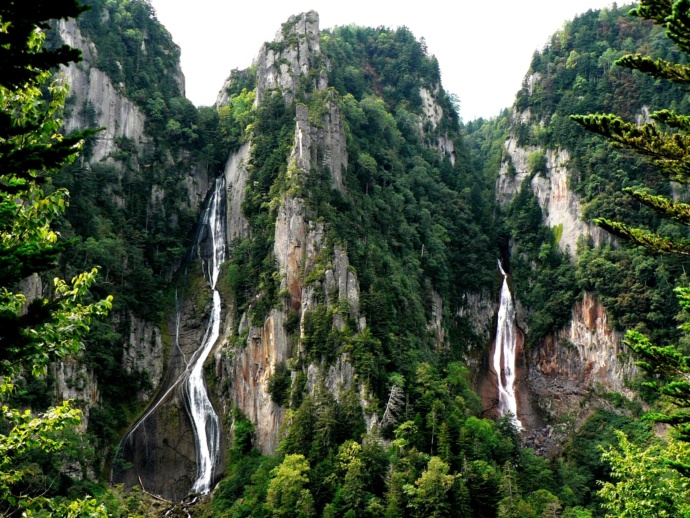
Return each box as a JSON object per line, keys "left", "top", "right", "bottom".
{"left": 0, "top": 1, "right": 111, "bottom": 514}
{"left": 571, "top": 0, "right": 690, "bottom": 255}
{"left": 571, "top": 0, "right": 690, "bottom": 443}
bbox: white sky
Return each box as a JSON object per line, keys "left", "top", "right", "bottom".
{"left": 148, "top": 0, "right": 621, "bottom": 121}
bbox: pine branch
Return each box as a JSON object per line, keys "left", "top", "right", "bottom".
{"left": 668, "top": 0, "right": 690, "bottom": 54}
{"left": 629, "top": 0, "right": 674, "bottom": 24}
{"left": 616, "top": 54, "right": 690, "bottom": 83}
{"left": 593, "top": 218, "right": 690, "bottom": 255}
{"left": 571, "top": 114, "right": 690, "bottom": 182}
{"left": 624, "top": 188, "right": 690, "bottom": 227}
{"left": 651, "top": 109, "right": 690, "bottom": 131}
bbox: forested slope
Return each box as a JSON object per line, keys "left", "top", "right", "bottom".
{"left": 5, "top": 1, "right": 690, "bottom": 516}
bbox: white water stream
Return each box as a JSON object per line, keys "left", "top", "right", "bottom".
{"left": 187, "top": 177, "right": 224, "bottom": 494}
{"left": 493, "top": 260, "right": 523, "bottom": 430}
{"left": 117, "top": 177, "right": 225, "bottom": 496}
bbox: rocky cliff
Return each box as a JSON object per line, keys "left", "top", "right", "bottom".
{"left": 496, "top": 111, "right": 607, "bottom": 255}
{"left": 215, "top": 12, "right": 367, "bottom": 454}
{"left": 529, "top": 292, "right": 636, "bottom": 419}
{"left": 494, "top": 105, "right": 636, "bottom": 429}
{"left": 59, "top": 19, "right": 147, "bottom": 164}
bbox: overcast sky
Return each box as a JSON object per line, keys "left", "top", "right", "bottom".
{"left": 148, "top": 0, "right": 621, "bottom": 121}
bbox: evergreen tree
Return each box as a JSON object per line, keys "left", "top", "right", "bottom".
{"left": 0, "top": 1, "right": 111, "bottom": 514}
{"left": 571, "top": 0, "right": 690, "bottom": 255}
{"left": 571, "top": 0, "right": 690, "bottom": 443}
{"left": 265, "top": 454, "right": 315, "bottom": 517}
{"left": 0, "top": 0, "right": 100, "bottom": 370}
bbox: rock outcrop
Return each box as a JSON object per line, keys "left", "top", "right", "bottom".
{"left": 215, "top": 12, "right": 374, "bottom": 454}
{"left": 224, "top": 142, "right": 251, "bottom": 243}
{"left": 419, "top": 86, "right": 456, "bottom": 165}
{"left": 122, "top": 312, "right": 165, "bottom": 401}
{"left": 293, "top": 98, "right": 348, "bottom": 193}
{"left": 494, "top": 108, "right": 627, "bottom": 431}
{"left": 496, "top": 119, "right": 606, "bottom": 254}
{"left": 59, "top": 19, "right": 147, "bottom": 163}
{"left": 112, "top": 264, "right": 220, "bottom": 500}
{"left": 528, "top": 292, "right": 636, "bottom": 420}
{"left": 255, "top": 11, "right": 325, "bottom": 105}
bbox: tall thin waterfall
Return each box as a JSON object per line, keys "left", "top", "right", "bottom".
{"left": 187, "top": 176, "right": 225, "bottom": 494}
{"left": 115, "top": 177, "right": 226, "bottom": 497}
{"left": 493, "top": 261, "right": 523, "bottom": 429}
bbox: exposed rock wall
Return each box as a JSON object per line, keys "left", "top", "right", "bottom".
{"left": 324, "top": 245, "right": 363, "bottom": 330}
{"left": 113, "top": 266, "right": 219, "bottom": 500}
{"left": 122, "top": 312, "right": 165, "bottom": 401}
{"left": 528, "top": 292, "right": 636, "bottom": 420}
{"left": 255, "top": 11, "right": 325, "bottom": 105}
{"left": 58, "top": 17, "right": 208, "bottom": 410}
{"left": 59, "top": 20, "right": 147, "bottom": 163}
{"left": 497, "top": 133, "right": 606, "bottom": 254}
{"left": 224, "top": 310, "right": 288, "bottom": 454}
{"left": 216, "top": 12, "right": 379, "bottom": 453}
{"left": 184, "top": 162, "right": 212, "bottom": 216}
{"left": 495, "top": 109, "right": 631, "bottom": 429}
{"left": 294, "top": 100, "right": 348, "bottom": 193}
{"left": 17, "top": 273, "right": 42, "bottom": 315}
{"left": 418, "top": 86, "right": 456, "bottom": 165}
{"left": 54, "top": 360, "right": 100, "bottom": 429}
{"left": 224, "top": 142, "right": 251, "bottom": 243}
{"left": 457, "top": 290, "right": 495, "bottom": 345}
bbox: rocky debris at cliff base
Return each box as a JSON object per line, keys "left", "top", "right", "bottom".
{"left": 522, "top": 424, "right": 568, "bottom": 457}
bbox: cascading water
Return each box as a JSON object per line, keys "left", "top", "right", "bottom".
{"left": 114, "top": 177, "right": 225, "bottom": 497}
{"left": 493, "top": 260, "right": 523, "bottom": 430}
{"left": 186, "top": 176, "right": 224, "bottom": 494}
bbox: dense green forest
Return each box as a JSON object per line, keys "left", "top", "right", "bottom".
{"left": 496, "top": 3, "right": 690, "bottom": 347}
{"left": 4, "top": 0, "right": 690, "bottom": 516}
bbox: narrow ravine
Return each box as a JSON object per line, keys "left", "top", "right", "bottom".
{"left": 114, "top": 177, "right": 225, "bottom": 496}
{"left": 493, "top": 260, "right": 523, "bottom": 429}
{"left": 186, "top": 177, "right": 224, "bottom": 494}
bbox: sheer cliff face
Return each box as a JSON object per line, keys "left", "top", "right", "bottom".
{"left": 215, "top": 11, "right": 366, "bottom": 454}
{"left": 59, "top": 19, "right": 147, "bottom": 164}
{"left": 529, "top": 293, "right": 636, "bottom": 420}
{"left": 57, "top": 14, "right": 208, "bottom": 487}
{"left": 495, "top": 107, "right": 634, "bottom": 425}
{"left": 496, "top": 110, "right": 606, "bottom": 255}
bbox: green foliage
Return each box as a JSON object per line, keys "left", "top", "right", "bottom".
{"left": 598, "top": 431, "right": 690, "bottom": 517}
{"left": 218, "top": 87, "right": 256, "bottom": 153}
{"left": 46, "top": 0, "right": 226, "bottom": 457}
{"left": 577, "top": 243, "right": 678, "bottom": 341}
{"left": 570, "top": 0, "right": 690, "bottom": 448}
{"left": 527, "top": 151, "right": 548, "bottom": 176}
{"left": 501, "top": 2, "right": 690, "bottom": 346}
{"left": 232, "top": 409, "right": 255, "bottom": 455}
{"left": 265, "top": 454, "right": 315, "bottom": 517}
{"left": 561, "top": 408, "right": 654, "bottom": 511}
{"left": 403, "top": 456, "right": 463, "bottom": 518}
{"left": 77, "top": 0, "right": 182, "bottom": 109}
{"left": 267, "top": 362, "right": 292, "bottom": 407}
{"left": 0, "top": 3, "right": 111, "bottom": 515}
{"left": 302, "top": 305, "right": 340, "bottom": 361}
{"left": 224, "top": 91, "right": 293, "bottom": 325}
{"left": 505, "top": 179, "right": 580, "bottom": 346}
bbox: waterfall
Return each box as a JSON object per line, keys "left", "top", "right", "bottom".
{"left": 114, "top": 177, "right": 225, "bottom": 497}
{"left": 493, "top": 260, "right": 522, "bottom": 430}
{"left": 187, "top": 176, "right": 225, "bottom": 494}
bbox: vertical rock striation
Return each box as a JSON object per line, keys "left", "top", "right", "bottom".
{"left": 59, "top": 19, "right": 147, "bottom": 163}
{"left": 215, "top": 11, "right": 381, "bottom": 454}
{"left": 528, "top": 292, "right": 636, "bottom": 420}
{"left": 496, "top": 129, "right": 606, "bottom": 255}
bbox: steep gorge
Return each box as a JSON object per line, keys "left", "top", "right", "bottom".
{"left": 30, "top": 2, "right": 690, "bottom": 514}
